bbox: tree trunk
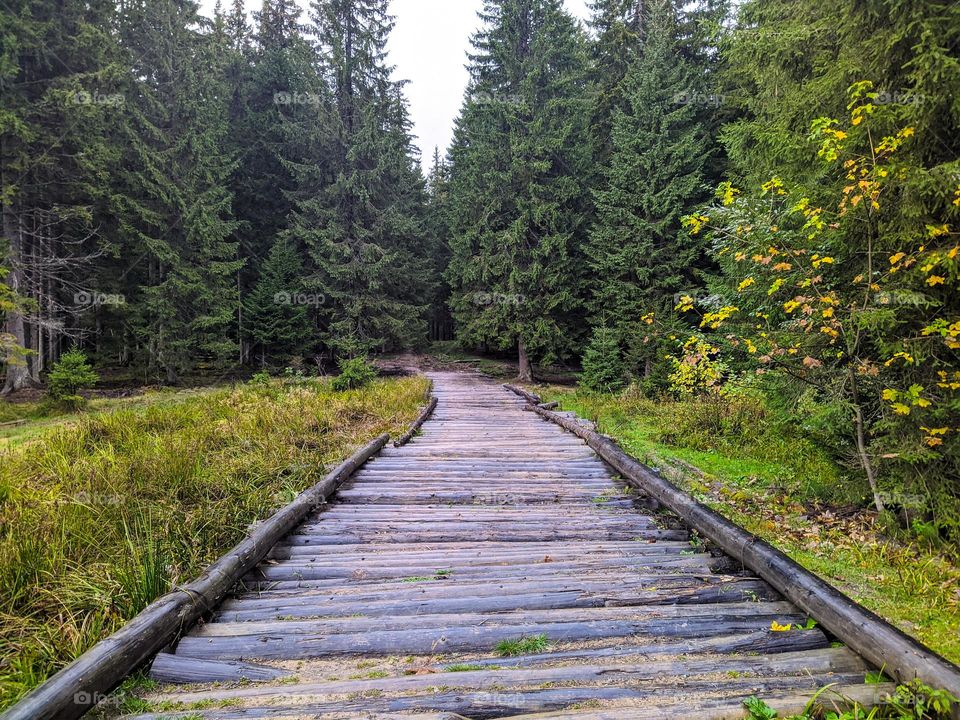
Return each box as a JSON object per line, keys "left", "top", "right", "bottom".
{"left": 517, "top": 338, "right": 533, "bottom": 383}
{"left": 1, "top": 148, "right": 31, "bottom": 394}
{"left": 848, "top": 367, "right": 884, "bottom": 513}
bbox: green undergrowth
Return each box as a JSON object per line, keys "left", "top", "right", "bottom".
{"left": 495, "top": 634, "right": 550, "bottom": 657}
{"left": 0, "top": 376, "right": 429, "bottom": 710}
{"left": 541, "top": 387, "right": 960, "bottom": 665}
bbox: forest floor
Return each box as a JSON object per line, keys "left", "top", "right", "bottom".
{"left": 0, "top": 375, "right": 429, "bottom": 711}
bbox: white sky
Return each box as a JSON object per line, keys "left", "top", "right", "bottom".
{"left": 199, "top": 0, "right": 592, "bottom": 166}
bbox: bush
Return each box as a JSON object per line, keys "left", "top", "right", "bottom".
{"left": 579, "top": 327, "right": 626, "bottom": 392}
{"left": 331, "top": 356, "right": 377, "bottom": 391}
{"left": 46, "top": 348, "right": 99, "bottom": 402}
{"left": 248, "top": 371, "right": 271, "bottom": 386}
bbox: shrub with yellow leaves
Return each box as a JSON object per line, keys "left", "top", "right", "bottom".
{"left": 680, "top": 81, "right": 959, "bottom": 541}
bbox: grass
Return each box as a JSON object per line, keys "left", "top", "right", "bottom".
{"left": 541, "top": 386, "right": 960, "bottom": 665}
{"left": 0, "top": 375, "right": 429, "bottom": 711}
{"left": 494, "top": 634, "right": 549, "bottom": 657}
{"left": 444, "top": 663, "right": 492, "bottom": 672}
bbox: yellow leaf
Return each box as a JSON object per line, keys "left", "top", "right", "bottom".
{"left": 927, "top": 275, "right": 946, "bottom": 287}
{"left": 889, "top": 252, "right": 905, "bottom": 265}
{"left": 892, "top": 403, "right": 911, "bottom": 416}
{"left": 770, "top": 621, "right": 792, "bottom": 632}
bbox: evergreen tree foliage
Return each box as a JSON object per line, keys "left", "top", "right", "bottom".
{"left": 285, "top": 0, "right": 429, "bottom": 356}
{"left": 720, "top": 0, "right": 960, "bottom": 188}
{"left": 586, "top": 0, "right": 710, "bottom": 377}
{"left": 579, "top": 326, "right": 627, "bottom": 392}
{"left": 113, "top": 0, "right": 243, "bottom": 382}
{"left": 47, "top": 348, "right": 99, "bottom": 401}
{"left": 587, "top": 0, "right": 647, "bottom": 167}
{"left": 446, "top": 0, "right": 592, "bottom": 380}
{"left": 243, "top": 236, "right": 313, "bottom": 362}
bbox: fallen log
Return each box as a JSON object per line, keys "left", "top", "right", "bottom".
{"left": 0, "top": 433, "right": 390, "bottom": 720}
{"left": 503, "top": 384, "right": 960, "bottom": 700}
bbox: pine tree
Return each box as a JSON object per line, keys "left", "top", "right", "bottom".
{"left": 284, "top": 0, "right": 429, "bottom": 356}
{"left": 244, "top": 236, "right": 313, "bottom": 362}
{"left": 446, "top": 0, "right": 592, "bottom": 380}
{"left": 579, "top": 326, "right": 627, "bottom": 392}
{"left": 113, "top": 0, "right": 243, "bottom": 382}
{"left": 587, "top": 0, "right": 647, "bottom": 167}
{"left": 585, "top": 0, "right": 710, "bottom": 377}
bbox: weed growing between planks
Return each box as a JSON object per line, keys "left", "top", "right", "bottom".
{"left": 0, "top": 376, "right": 429, "bottom": 710}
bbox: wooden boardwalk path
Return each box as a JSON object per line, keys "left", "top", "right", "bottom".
{"left": 129, "top": 372, "right": 886, "bottom": 719}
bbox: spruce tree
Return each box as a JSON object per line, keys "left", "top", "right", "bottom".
{"left": 0, "top": 0, "right": 121, "bottom": 392}
{"left": 284, "top": 0, "right": 429, "bottom": 356}
{"left": 579, "top": 326, "right": 627, "bottom": 392}
{"left": 446, "top": 0, "right": 592, "bottom": 380}
{"left": 244, "top": 236, "right": 313, "bottom": 362}
{"left": 585, "top": 0, "right": 710, "bottom": 377}
{"left": 113, "top": 0, "right": 243, "bottom": 382}
{"left": 587, "top": 0, "right": 647, "bottom": 167}
{"left": 231, "top": 1, "right": 317, "bottom": 274}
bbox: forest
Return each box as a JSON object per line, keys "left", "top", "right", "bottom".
{"left": 1, "top": 0, "right": 960, "bottom": 705}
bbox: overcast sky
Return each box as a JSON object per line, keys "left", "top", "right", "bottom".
{"left": 199, "top": 0, "right": 592, "bottom": 167}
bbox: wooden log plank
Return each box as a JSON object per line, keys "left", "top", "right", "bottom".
{"left": 148, "top": 654, "right": 293, "bottom": 684}
{"left": 125, "top": 676, "right": 875, "bottom": 720}
{"left": 198, "top": 603, "right": 807, "bottom": 637}
{"left": 155, "top": 648, "right": 865, "bottom": 704}
{"left": 175, "top": 616, "right": 811, "bottom": 660}
{"left": 221, "top": 572, "right": 781, "bottom": 615}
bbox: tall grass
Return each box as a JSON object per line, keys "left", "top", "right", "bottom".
{"left": 552, "top": 385, "right": 856, "bottom": 505}
{"left": 0, "top": 376, "right": 428, "bottom": 709}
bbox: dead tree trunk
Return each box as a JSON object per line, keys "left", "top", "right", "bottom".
{"left": 517, "top": 337, "right": 532, "bottom": 382}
